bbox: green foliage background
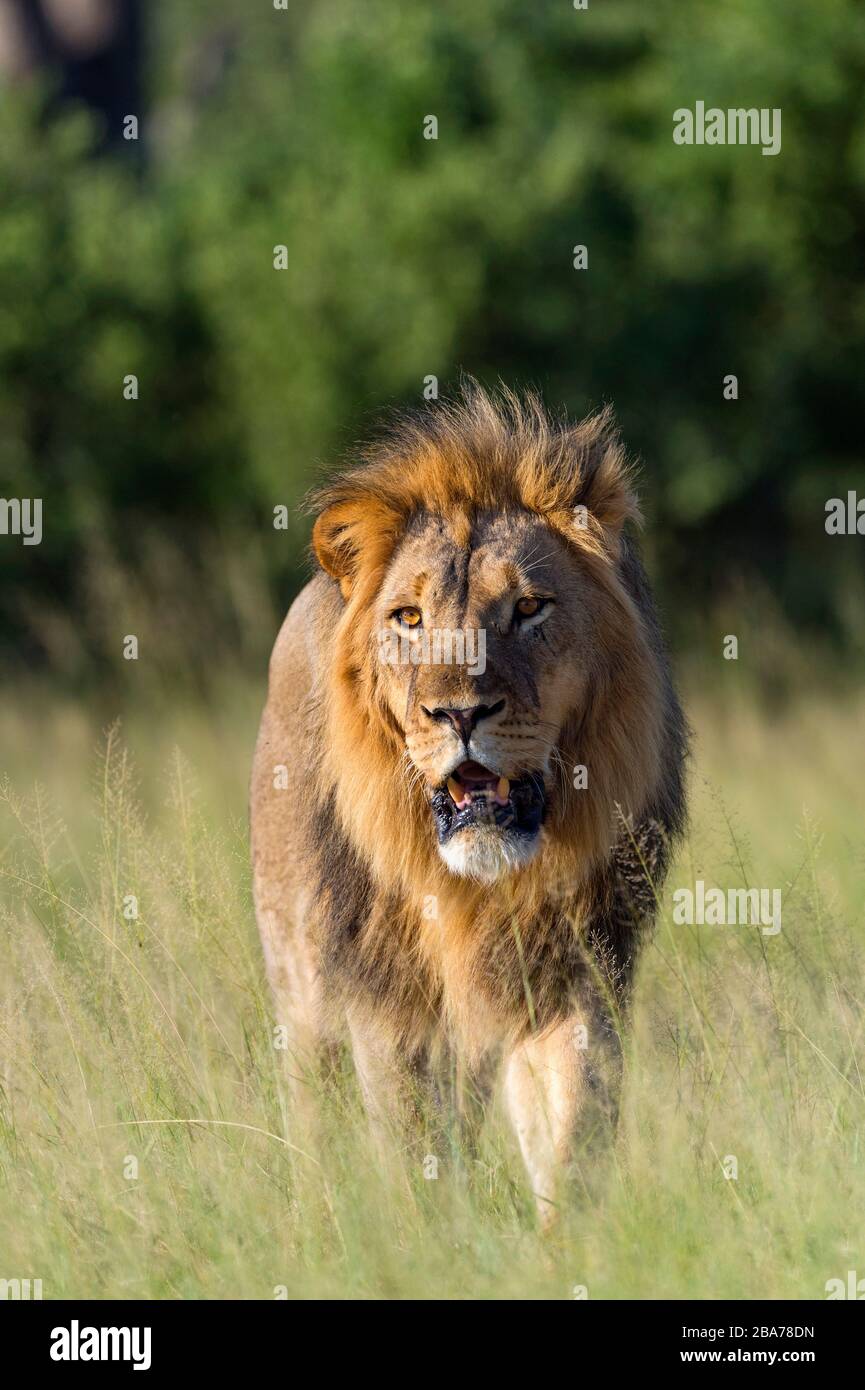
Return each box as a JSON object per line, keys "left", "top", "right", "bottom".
{"left": 2, "top": 0, "right": 864, "bottom": 679}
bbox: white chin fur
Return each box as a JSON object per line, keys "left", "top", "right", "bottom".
{"left": 438, "top": 826, "right": 540, "bottom": 883}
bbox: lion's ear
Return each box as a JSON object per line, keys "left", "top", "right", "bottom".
{"left": 582, "top": 453, "right": 641, "bottom": 538}
{"left": 312, "top": 501, "right": 362, "bottom": 593}
{"left": 565, "top": 417, "right": 641, "bottom": 558}
{"left": 312, "top": 496, "right": 400, "bottom": 599}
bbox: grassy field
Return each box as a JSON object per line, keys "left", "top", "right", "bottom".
{"left": 1, "top": 673, "right": 863, "bottom": 1300}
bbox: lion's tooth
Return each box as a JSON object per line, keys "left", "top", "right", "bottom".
{"left": 496, "top": 777, "right": 510, "bottom": 804}
{"left": 447, "top": 777, "right": 463, "bottom": 805}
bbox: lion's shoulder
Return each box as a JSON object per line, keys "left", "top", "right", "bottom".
{"left": 267, "top": 571, "right": 340, "bottom": 699}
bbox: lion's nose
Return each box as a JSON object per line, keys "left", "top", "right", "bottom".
{"left": 423, "top": 699, "right": 506, "bottom": 746}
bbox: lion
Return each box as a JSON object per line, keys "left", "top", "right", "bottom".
{"left": 251, "top": 383, "right": 687, "bottom": 1219}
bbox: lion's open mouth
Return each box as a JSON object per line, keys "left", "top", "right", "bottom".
{"left": 429, "top": 760, "right": 546, "bottom": 844}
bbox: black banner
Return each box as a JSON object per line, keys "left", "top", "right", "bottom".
{"left": 5, "top": 1299, "right": 861, "bottom": 1374}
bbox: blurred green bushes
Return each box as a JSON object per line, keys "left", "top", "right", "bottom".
{"left": 2, "top": 0, "right": 864, "bottom": 681}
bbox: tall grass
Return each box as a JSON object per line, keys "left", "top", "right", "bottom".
{"left": 0, "top": 678, "right": 863, "bottom": 1299}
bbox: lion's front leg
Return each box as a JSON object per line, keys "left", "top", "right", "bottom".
{"left": 346, "top": 1008, "right": 426, "bottom": 1167}
{"left": 504, "top": 1013, "right": 622, "bottom": 1225}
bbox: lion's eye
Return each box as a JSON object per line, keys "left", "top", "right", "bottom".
{"left": 395, "top": 606, "right": 422, "bottom": 628}
{"left": 515, "top": 596, "right": 542, "bottom": 619}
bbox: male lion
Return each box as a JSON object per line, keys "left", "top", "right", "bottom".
{"left": 251, "top": 384, "right": 687, "bottom": 1218}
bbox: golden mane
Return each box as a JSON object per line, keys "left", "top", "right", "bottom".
{"left": 310, "top": 381, "right": 640, "bottom": 595}
{"left": 304, "top": 383, "right": 672, "bottom": 1052}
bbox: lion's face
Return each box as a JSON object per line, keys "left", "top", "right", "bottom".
{"left": 371, "top": 509, "right": 594, "bottom": 882}
{"left": 312, "top": 390, "right": 664, "bottom": 896}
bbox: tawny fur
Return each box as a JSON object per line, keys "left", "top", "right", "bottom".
{"left": 251, "top": 383, "right": 687, "bottom": 1216}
